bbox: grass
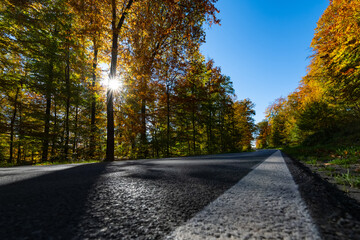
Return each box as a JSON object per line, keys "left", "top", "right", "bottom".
{"left": 34, "top": 159, "right": 100, "bottom": 166}
{"left": 329, "top": 158, "right": 359, "bottom": 167}
{"left": 280, "top": 122, "right": 360, "bottom": 189}
{"left": 283, "top": 144, "right": 360, "bottom": 189}
{"left": 0, "top": 159, "right": 101, "bottom": 167}
{"left": 0, "top": 162, "right": 16, "bottom": 168}
{"left": 305, "top": 158, "right": 318, "bottom": 165}
{"left": 334, "top": 170, "right": 360, "bottom": 188}
{"left": 318, "top": 166, "right": 336, "bottom": 172}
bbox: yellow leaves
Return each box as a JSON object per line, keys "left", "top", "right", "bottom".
{"left": 30, "top": 2, "right": 43, "bottom": 12}
{"left": 308, "top": 0, "right": 360, "bottom": 104}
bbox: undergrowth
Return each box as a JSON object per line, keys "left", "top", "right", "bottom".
{"left": 283, "top": 144, "right": 360, "bottom": 189}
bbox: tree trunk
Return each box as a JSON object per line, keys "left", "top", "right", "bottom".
{"left": 140, "top": 98, "right": 147, "bottom": 158}
{"left": 192, "top": 109, "right": 196, "bottom": 155}
{"left": 166, "top": 84, "right": 170, "bottom": 157}
{"left": 9, "top": 87, "right": 19, "bottom": 164}
{"left": 72, "top": 104, "right": 78, "bottom": 159}
{"left": 106, "top": 0, "right": 134, "bottom": 161}
{"left": 106, "top": 88, "right": 115, "bottom": 161}
{"left": 42, "top": 60, "right": 53, "bottom": 163}
{"left": 208, "top": 108, "right": 212, "bottom": 154}
{"left": 90, "top": 40, "right": 98, "bottom": 157}
{"left": 51, "top": 100, "right": 57, "bottom": 161}
{"left": 187, "top": 122, "right": 191, "bottom": 156}
{"left": 106, "top": 3, "right": 118, "bottom": 162}
{"left": 42, "top": 96, "right": 52, "bottom": 162}
{"left": 219, "top": 109, "right": 225, "bottom": 152}
{"left": 191, "top": 82, "right": 196, "bottom": 155}
{"left": 17, "top": 94, "right": 23, "bottom": 164}
{"left": 64, "top": 44, "right": 71, "bottom": 160}
{"left": 31, "top": 149, "right": 34, "bottom": 165}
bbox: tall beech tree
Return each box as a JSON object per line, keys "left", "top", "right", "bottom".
{"left": 105, "top": 0, "right": 135, "bottom": 161}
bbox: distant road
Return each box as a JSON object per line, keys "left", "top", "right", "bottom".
{"left": 0, "top": 150, "right": 318, "bottom": 239}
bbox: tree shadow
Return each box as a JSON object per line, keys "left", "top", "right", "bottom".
{"left": 0, "top": 162, "right": 108, "bottom": 239}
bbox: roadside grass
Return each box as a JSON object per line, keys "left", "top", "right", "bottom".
{"left": 283, "top": 144, "right": 360, "bottom": 189}
{"left": 0, "top": 159, "right": 101, "bottom": 167}
{"left": 329, "top": 157, "right": 359, "bottom": 167}
{"left": 305, "top": 157, "right": 318, "bottom": 165}
{"left": 0, "top": 162, "right": 16, "bottom": 168}
{"left": 318, "top": 165, "right": 336, "bottom": 172}
{"left": 1, "top": 148, "right": 254, "bottom": 168}
{"left": 34, "top": 159, "right": 100, "bottom": 166}
{"left": 334, "top": 170, "right": 360, "bottom": 188}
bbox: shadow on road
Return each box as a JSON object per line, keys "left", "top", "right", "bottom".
{"left": 0, "top": 162, "right": 108, "bottom": 239}
{"left": 0, "top": 150, "right": 276, "bottom": 239}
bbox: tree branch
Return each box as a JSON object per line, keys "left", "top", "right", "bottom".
{"left": 116, "top": 0, "right": 134, "bottom": 32}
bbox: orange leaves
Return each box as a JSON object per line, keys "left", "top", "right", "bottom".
{"left": 308, "top": 0, "right": 360, "bottom": 104}
{"left": 261, "top": 1, "right": 360, "bottom": 148}
{"left": 312, "top": 0, "right": 360, "bottom": 72}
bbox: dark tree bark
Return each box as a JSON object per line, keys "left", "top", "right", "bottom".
{"left": 208, "top": 109, "right": 212, "bottom": 153}
{"left": 51, "top": 100, "right": 57, "bottom": 162}
{"left": 16, "top": 93, "right": 22, "bottom": 164}
{"left": 140, "top": 98, "right": 147, "bottom": 158}
{"left": 106, "top": 0, "right": 134, "bottom": 162}
{"left": 42, "top": 61, "right": 54, "bottom": 163}
{"left": 90, "top": 40, "right": 98, "bottom": 157}
{"left": 42, "top": 96, "right": 52, "bottom": 162}
{"left": 9, "top": 87, "right": 19, "bottom": 164}
{"left": 219, "top": 108, "right": 225, "bottom": 152}
{"left": 64, "top": 43, "right": 71, "bottom": 160}
{"left": 192, "top": 108, "right": 196, "bottom": 155}
{"left": 191, "top": 82, "right": 196, "bottom": 155}
{"left": 166, "top": 83, "right": 170, "bottom": 157}
{"left": 72, "top": 104, "right": 78, "bottom": 159}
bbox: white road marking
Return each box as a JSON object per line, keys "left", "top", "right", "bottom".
{"left": 166, "top": 150, "right": 321, "bottom": 240}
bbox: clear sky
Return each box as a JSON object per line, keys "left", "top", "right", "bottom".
{"left": 200, "top": 0, "right": 329, "bottom": 124}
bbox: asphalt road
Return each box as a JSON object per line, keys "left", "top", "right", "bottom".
{"left": 0, "top": 150, "right": 275, "bottom": 239}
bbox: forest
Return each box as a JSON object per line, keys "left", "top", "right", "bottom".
{"left": 256, "top": 0, "right": 360, "bottom": 149}
{"left": 0, "top": 0, "right": 256, "bottom": 165}
{"left": 256, "top": 0, "right": 360, "bottom": 187}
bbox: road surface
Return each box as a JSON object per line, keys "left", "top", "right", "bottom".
{"left": 0, "top": 150, "right": 319, "bottom": 239}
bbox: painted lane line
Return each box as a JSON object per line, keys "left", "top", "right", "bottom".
{"left": 166, "top": 150, "right": 321, "bottom": 240}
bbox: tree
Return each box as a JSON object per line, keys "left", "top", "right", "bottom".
{"left": 311, "top": 0, "right": 360, "bottom": 106}
{"left": 233, "top": 99, "right": 256, "bottom": 151}
{"left": 104, "top": 0, "right": 135, "bottom": 161}
{"left": 1, "top": 0, "right": 262, "bottom": 165}
{"left": 256, "top": 120, "right": 269, "bottom": 149}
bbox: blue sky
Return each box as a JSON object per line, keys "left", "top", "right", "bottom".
{"left": 200, "top": 0, "right": 329, "bottom": 123}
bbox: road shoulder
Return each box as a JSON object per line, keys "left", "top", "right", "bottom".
{"left": 283, "top": 152, "right": 360, "bottom": 239}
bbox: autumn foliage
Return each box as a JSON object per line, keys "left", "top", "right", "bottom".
{"left": 0, "top": 0, "right": 255, "bottom": 165}
{"left": 257, "top": 0, "right": 360, "bottom": 149}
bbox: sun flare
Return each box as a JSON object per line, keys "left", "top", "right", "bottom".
{"left": 108, "top": 78, "right": 121, "bottom": 91}
{"left": 101, "top": 76, "right": 122, "bottom": 91}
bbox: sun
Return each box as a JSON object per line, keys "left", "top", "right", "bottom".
{"left": 108, "top": 78, "right": 122, "bottom": 91}
{"left": 101, "top": 76, "right": 122, "bottom": 91}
